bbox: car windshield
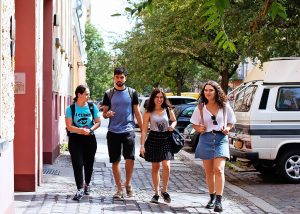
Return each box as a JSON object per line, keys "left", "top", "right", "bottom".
{"left": 234, "top": 85, "right": 257, "bottom": 112}
{"left": 180, "top": 106, "right": 196, "bottom": 117}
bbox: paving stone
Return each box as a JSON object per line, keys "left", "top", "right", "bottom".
{"left": 14, "top": 127, "right": 285, "bottom": 214}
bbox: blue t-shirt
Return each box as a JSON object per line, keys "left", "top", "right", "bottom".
{"left": 65, "top": 103, "right": 100, "bottom": 129}
{"left": 103, "top": 87, "right": 139, "bottom": 133}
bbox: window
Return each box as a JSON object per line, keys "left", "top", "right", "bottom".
{"left": 234, "top": 86, "right": 257, "bottom": 112}
{"left": 54, "top": 94, "right": 58, "bottom": 120}
{"left": 180, "top": 106, "right": 196, "bottom": 117}
{"left": 276, "top": 87, "right": 300, "bottom": 111}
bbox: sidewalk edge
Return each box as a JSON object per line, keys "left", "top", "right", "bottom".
{"left": 180, "top": 149, "right": 283, "bottom": 214}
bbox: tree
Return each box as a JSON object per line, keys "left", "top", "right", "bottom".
{"left": 124, "top": 0, "right": 240, "bottom": 92}
{"left": 126, "top": 0, "right": 289, "bottom": 54}
{"left": 114, "top": 21, "right": 205, "bottom": 95}
{"left": 85, "top": 23, "right": 112, "bottom": 100}
{"left": 119, "top": 0, "right": 299, "bottom": 92}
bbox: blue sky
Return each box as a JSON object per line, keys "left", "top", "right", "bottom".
{"left": 90, "top": 0, "right": 134, "bottom": 52}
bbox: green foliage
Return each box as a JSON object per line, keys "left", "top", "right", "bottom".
{"left": 270, "top": 2, "right": 287, "bottom": 21}
{"left": 85, "top": 23, "right": 112, "bottom": 100}
{"left": 60, "top": 143, "right": 68, "bottom": 152}
{"left": 116, "top": 0, "right": 299, "bottom": 94}
{"left": 127, "top": 0, "right": 289, "bottom": 54}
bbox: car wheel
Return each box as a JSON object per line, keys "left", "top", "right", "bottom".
{"left": 277, "top": 150, "right": 300, "bottom": 183}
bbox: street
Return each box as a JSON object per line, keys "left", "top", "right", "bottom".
{"left": 14, "top": 117, "right": 298, "bottom": 213}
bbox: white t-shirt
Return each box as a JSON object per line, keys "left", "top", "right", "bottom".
{"left": 190, "top": 103, "right": 236, "bottom": 132}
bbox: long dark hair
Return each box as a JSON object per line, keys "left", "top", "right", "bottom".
{"left": 73, "top": 85, "right": 88, "bottom": 103}
{"left": 146, "top": 88, "right": 171, "bottom": 112}
{"left": 200, "top": 81, "right": 227, "bottom": 108}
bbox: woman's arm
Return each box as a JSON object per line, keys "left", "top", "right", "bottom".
{"left": 192, "top": 124, "right": 206, "bottom": 134}
{"left": 221, "top": 123, "right": 233, "bottom": 135}
{"left": 168, "top": 108, "right": 177, "bottom": 131}
{"left": 89, "top": 117, "right": 101, "bottom": 134}
{"left": 140, "top": 112, "right": 150, "bottom": 156}
{"left": 65, "top": 117, "right": 89, "bottom": 135}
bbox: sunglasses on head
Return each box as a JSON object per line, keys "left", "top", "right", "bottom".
{"left": 211, "top": 115, "right": 218, "bottom": 125}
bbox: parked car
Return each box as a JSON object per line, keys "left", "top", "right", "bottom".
{"left": 183, "top": 124, "right": 200, "bottom": 151}
{"left": 229, "top": 57, "right": 300, "bottom": 183}
{"left": 173, "top": 102, "right": 197, "bottom": 133}
{"left": 138, "top": 96, "right": 149, "bottom": 116}
{"left": 167, "top": 96, "right": 197, "bottom": 106}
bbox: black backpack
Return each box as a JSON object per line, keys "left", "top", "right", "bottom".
{"left": 66, "top": 102, "right": 95, "bottom": 136}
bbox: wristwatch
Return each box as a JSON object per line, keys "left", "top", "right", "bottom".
{"left": 89, "top": 129, "right": 94, "bottom": 135}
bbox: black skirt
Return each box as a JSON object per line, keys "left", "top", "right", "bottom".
{"left": 144, "top": 131, "right": 174, "bottom": 162}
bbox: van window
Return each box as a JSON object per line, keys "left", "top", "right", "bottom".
{"left": 276, "top": 87, "right": 300, "bottom": 111}
{"left": 234, "top": 86, "right": 257, "bottom": 112}
{"left": 259, "top": 89, "right": 270, "bottom": 109}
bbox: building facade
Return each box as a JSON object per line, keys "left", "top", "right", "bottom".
{"left": 0, "top": 1, "right": 16, "bottom": 213}
{"left": 1, "top": 0, "right": 89, "bottom": 212}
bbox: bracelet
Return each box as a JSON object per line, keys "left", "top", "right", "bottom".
{"left": 140, "top": 144, "right": 144, "bottom": 147}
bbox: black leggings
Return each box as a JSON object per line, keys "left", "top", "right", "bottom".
{"left": 68, "top": 133, "right": 97, "bottom": 190}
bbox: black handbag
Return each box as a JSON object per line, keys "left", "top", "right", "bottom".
{"left": 169, "top": 128, "right": 184, "bottom": 153}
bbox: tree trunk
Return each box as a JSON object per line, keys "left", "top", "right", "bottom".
{"left": 176, "top": 72, "right": 183, "bottom": 96}
{"left": 221, "top": 70, "right": 229, "bottom": 93}
{"left": 176, "top": 80, "right": 182, "bottom": 95}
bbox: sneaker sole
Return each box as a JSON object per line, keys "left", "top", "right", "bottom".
{"left": 72, "top": 196, "right": 83, "bottom": 201}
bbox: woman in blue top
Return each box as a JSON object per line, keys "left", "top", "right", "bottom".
{"left": 65, "top": 85, "right": 101, "bottom": 201}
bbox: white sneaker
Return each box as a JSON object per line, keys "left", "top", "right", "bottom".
{"left": 125, "top": 184, "right": 134, "bottom": 197}
{"left": 113, "top": 190, "right": 123, "bottom": 199}
{"left": 73, "top": 188, "right": 84, "bottom": 201}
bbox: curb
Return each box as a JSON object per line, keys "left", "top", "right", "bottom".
{"left": 180, "top": 149, "right": 283, "bottom": 214}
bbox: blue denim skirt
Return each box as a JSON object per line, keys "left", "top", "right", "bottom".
{"left": 195, "top": 132, "right": 229, "bottom": 160}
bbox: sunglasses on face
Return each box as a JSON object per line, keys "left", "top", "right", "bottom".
{"left": 211, "top": 115, "right": 218, "bottom": 125}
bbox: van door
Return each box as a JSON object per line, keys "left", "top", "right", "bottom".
{"left": 270, "top": 86, "right": 300, "bottom": 158}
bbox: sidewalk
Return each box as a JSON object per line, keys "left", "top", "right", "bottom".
{"left": 15, "top": 126, "right": 280, "bottom": 214}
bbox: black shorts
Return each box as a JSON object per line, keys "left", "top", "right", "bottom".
{"left": 107, "top": 131, "right": 135, "bottom": 163}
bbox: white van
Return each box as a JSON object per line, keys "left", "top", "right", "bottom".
{"left": 229, "top": 57, "right": 300, "bottom": 183}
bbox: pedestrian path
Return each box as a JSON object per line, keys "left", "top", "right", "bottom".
{"left": 15, "top": 128, "right": 276, "bottom": 214}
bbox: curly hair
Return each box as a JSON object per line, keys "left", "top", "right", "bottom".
{"left": 199, "top": 81, "right": 227, "bottom": 108}
{"left": 146, "top": 88, "right": 172, "bottom": 112}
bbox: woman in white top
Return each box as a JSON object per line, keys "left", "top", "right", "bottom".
{"left": 190, "top": 81, "right": 236, "bottom": 212}
{"left": 140, "top": 88, "right": 177, "bottom": 204}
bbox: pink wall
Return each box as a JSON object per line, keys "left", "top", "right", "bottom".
{"left": 14, "top": 0, "right": 37, "bottom": 191}
{"left": 43, "top": 0, "right": 60, "bottom": 164}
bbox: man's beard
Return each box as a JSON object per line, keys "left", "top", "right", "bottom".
{"left": 116, "top": 82, "right": 124, "bottom": 87}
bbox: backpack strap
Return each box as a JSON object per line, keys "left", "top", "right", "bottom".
{"left": 127, "top": 87, "right": 134, "bottom": 100}
{"left": 107, "top": 88, "right": 115, "bottom": 109}
{"left": 70, "top": 103, "right": 75, "bottom": 125}
{"left": 88, "top": 102, "right": 95, "bottom": 124}
{"left": 166, "top": 107, "right": 173, "bottom": 125}
{"left": 223, "top": 103, "right": 227, "bottom": 128}
{"left": 197, "top": 103, "right": 204, "bottom": 125}
{"left": 127, "top": 87, "right": 135, "bottom": 115}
